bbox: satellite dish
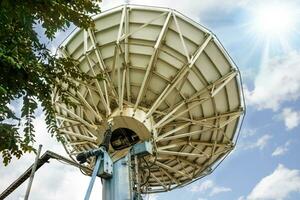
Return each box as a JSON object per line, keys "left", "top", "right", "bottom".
{"left": 53, "top": 5, "right": 245, "bottom": 193}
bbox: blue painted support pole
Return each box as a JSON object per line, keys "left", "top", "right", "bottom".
{"left": 84, "top": 155, "right": 102, "bottom": 200}
{"left": 102, "top": 155, "right": 132, "bottom": 200}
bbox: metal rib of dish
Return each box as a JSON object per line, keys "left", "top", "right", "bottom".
{"left": 52, "top": 5, "right": 245, "bottom": 193}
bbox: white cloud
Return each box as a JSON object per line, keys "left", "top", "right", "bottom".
{"left": 191, "top": 180, "right": 214, "bottom": 192}
{"left": 247, "top": 164, "right": 300, "bottom": 200}
{"left": 243, "top": 134, "right": 272, "bottom": 150}
{"left": 241, "top": 128, "right": 257, "bottom": 138}
{"left": 272, "top": 146, "right": 288, "bottom": 156}
{"left": 281, "top": 108, "right": 300, "bottom": 130}
{"left": 272, "top": 141, "right": 290, "bottom": 157}
{"left": 238, "top": 196, "right": 246, "bottom": 200}
{"left": 210, "top": 186, "right": 232, "bottom": 196}
{"left": 255, "top": 135, "right": 272, "bottom": 150}
{"left": 245, "top": 51, "right": 300, "bottom": 110}
{"left": 191, "top": 180, "right": 231, "bottom": 197}
{"left": 0, "top": 109, "right": 102, "bottom": 200}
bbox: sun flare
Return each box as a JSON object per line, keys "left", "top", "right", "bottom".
{"left": 251, "top": 3, "right": 297, "bottom": 39}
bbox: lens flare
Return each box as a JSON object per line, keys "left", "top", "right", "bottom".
{"left": 251, "top": 3, "right": 297, "bottom": 39}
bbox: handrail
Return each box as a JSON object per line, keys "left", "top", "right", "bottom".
{"left": 0, "top": 151, "right": 91, "bottom": 200}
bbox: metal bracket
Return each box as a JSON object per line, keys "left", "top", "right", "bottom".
{"left": 132, "top": 141, "right": 153, "bottom": 156}
{"left": 98, "top": 151, "right": 113, "bottom": 179}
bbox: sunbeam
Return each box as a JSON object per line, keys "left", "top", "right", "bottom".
{"left": 251, "top": 2, "right": 298, "bottom": 38}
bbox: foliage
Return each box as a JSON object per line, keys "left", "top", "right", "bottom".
{"left": 0, "top": 0, "right": 101, "bottom": 165}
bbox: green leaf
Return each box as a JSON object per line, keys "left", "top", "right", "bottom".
{"left": 0, "top": 0, "right": 102, "bottom": 166}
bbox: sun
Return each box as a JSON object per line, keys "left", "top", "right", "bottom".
{"left": 251, "top": 2, "right": 297, "bottom": 39}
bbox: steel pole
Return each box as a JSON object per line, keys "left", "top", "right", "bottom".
{"left": 102, "top": 155, "right": 132, "bottom": 200}
{"left": 24, "top": 144, "right": 42, "bottom": 200}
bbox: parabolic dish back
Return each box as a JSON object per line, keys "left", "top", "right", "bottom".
{"left": 53, "top": 5, "right": 245, "bottom": 193}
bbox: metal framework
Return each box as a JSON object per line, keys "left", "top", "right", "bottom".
{"left": 53, "top": 5, "right": 245, "bottom": 193}
{"left": 0, "top": 151, "right": 92, "bottom": 200}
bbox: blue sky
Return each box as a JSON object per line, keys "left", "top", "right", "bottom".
{"left": 1, "top": 0, "right": 300, "bottom": 200}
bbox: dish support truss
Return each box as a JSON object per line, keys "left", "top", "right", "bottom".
{"left": 53, "top": 4, "right": 246, "bottom": 193}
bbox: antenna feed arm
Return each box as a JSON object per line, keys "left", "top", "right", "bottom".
{"left": 76, "top": 148, "right": 104, "bottom": 164}
{"left": 100, "top": 122, "right": 113, "bottom": 152}
{"left": 76, "top": 122, "right": 113, "bottom": 164}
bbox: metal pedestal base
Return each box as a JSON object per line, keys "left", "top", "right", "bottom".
{"left": 102, "top": 155, "right": 132, "bottom": 200}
